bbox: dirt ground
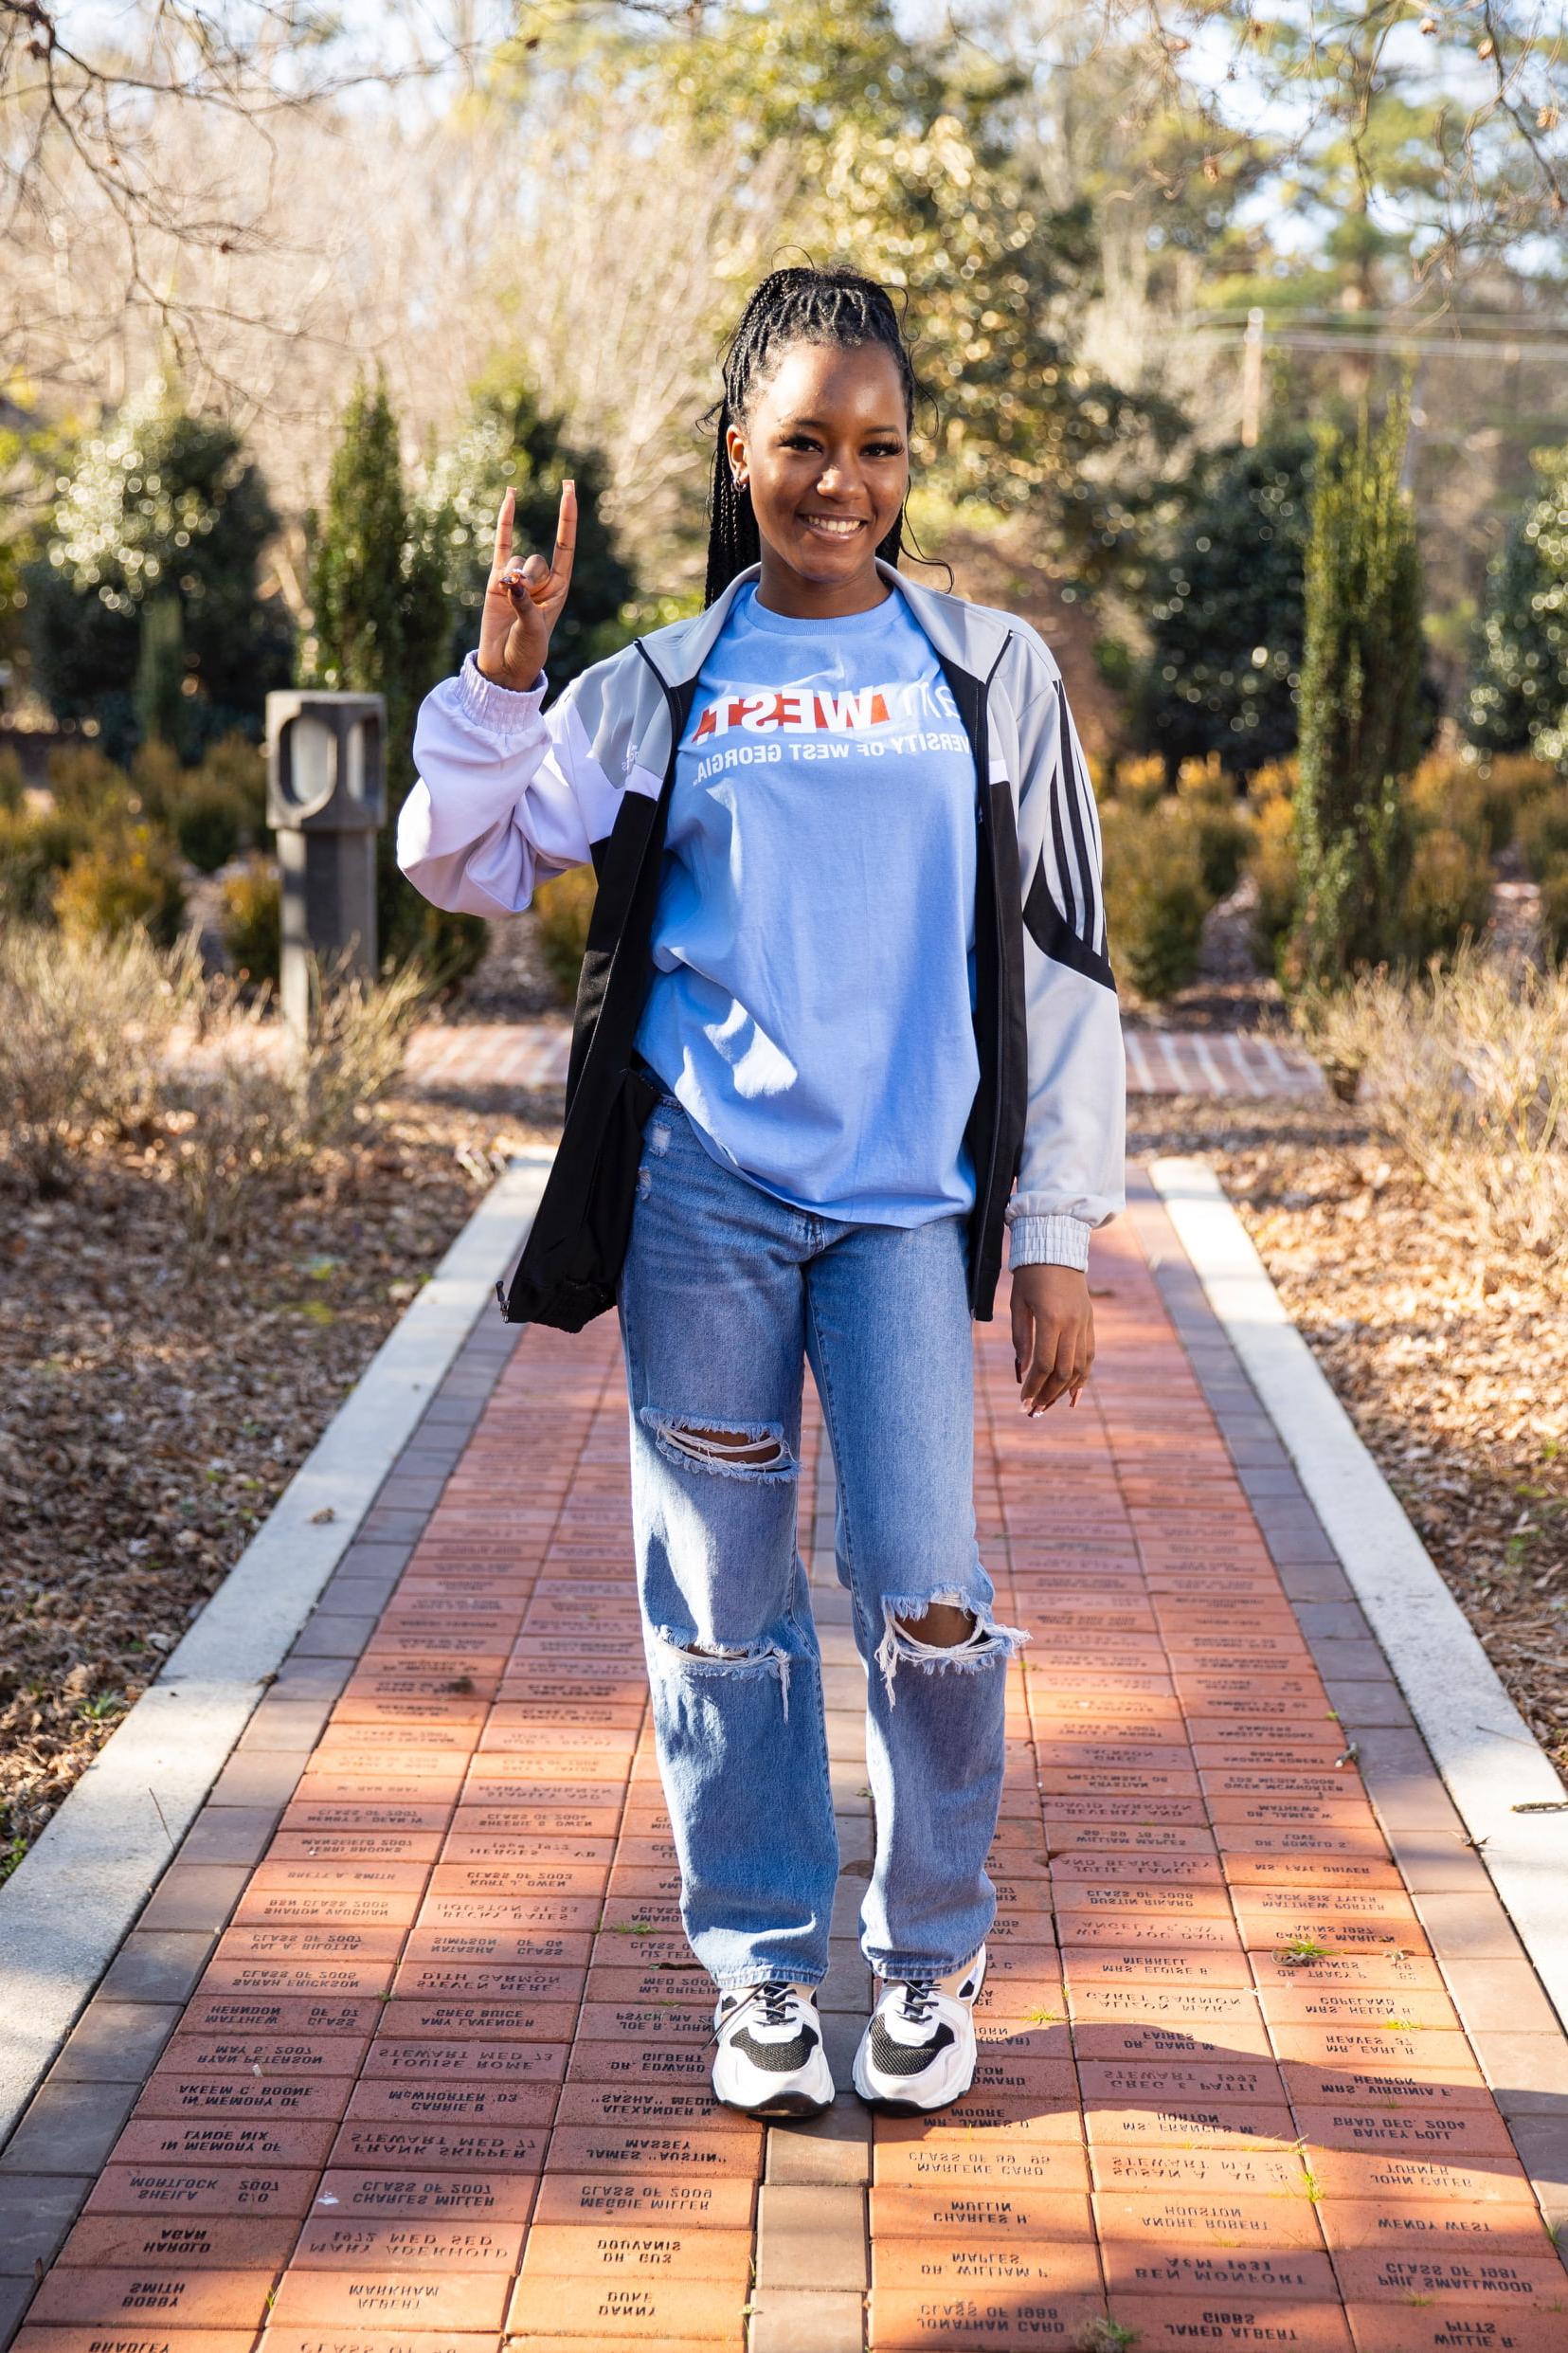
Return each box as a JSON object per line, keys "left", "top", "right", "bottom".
{"left": 0, "top": 1085, "right": 562, "bottom": 1874}
{"left": 1131, "top": 1095, "right": 1568, "bottom": 1777}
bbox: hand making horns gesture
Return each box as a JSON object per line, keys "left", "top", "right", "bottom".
{"left": 478, "top": 479, "right": 577, "bottom": 693}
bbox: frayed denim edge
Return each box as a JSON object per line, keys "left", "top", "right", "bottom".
{"left": 873, "top": 1590, "right": 1030, "bottom": 1709}
{"left": 639, "top": 1407, "right": 800, "bottom": 1484}
{"left": 651, "top": 1624, "right": 793, "bottom": 1723}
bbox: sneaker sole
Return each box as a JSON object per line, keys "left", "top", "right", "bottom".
{"left": 716, "top": 2083, "right": 835, "bottom": 2119}
{"left": 712, "top": 2045, "right": 835, "bottom": 2120}
{"left": 850, "top": 2046, "right": 975, "bottom": 2116}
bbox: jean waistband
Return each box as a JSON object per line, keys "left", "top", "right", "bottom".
{"left": 632, "top": 1053, "right": 681, "bottom": 1109}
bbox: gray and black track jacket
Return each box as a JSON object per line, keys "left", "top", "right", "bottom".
{"left": 399, "top": 553, "right": 1126, "bottom": 1325}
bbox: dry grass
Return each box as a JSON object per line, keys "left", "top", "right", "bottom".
{"left": 162, "top": 956, "right": 430, "bottom": 1258}
{"left": 1131, "top": 1094, "right": 1567, "bottom": 1774}
{"left": 1295, "top": 947, "right": 1568, "bottom": 1269}
{"left": 0, "top": 926, "right": 193, "bottom": 1192}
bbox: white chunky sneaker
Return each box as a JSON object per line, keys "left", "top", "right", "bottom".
{"left": 852, "top": 1947, "right": 986, "bottom": 2114}
{"left": 712, "top": 1981, "right": 834, "bottom": 2118}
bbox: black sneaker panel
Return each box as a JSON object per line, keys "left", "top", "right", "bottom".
{"left": 729, "top": 2022, "right": 822, "bottom": 2073}
{"left": 868, "top": 2018, "right": 955, "bottom": 2077}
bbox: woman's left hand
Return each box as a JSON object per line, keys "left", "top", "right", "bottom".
{"left": 1011, "top": 1264, "right": 1095, "bottom": 1416}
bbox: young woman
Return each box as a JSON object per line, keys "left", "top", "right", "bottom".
{"left": 398, "top": 265, "right": 1125, "bottom": 2121}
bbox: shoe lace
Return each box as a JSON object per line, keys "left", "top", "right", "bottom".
{"left": 898, "top": 1978, "right": 940, "bottom": 2027}
{"left": 712, "top": 1980, "right": 801, "bottom": 2046}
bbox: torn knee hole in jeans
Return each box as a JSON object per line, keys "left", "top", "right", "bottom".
{"left": 653, "top": 1624, "right": 794, "bottom": 1719}
{"left": 874, "top": 1589, "right": 1030, "bottom": 1707}
{"left": 641, "top": 1409, "right": 798, "bottom": 1482}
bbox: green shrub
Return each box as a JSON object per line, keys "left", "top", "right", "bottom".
{"left": 1289, "top": 397, "right": 1424, "bottom": 986}
{"left": 1518, "top": 786, "right": 1568, "bottom": 879}
{"left": 1398, "top": 825, "right": 1494, "bottom": 963}
{"left": 129, "top": 736, "right": 186, "bottom": 823}
{"left": 53, "top": 823, "right": 187, "bottom": 948}
{"left": 1248, "top": 797, "right": 1298, "bottom": 965}
{"left": 1109, "top": 752, "right": 1166, "bottom": 811}
{"left": 221, "top": 857, "right": 281, "bottom": 983}
{"left": 1244, "top": 760, "right": 1299, "bottom": 960}
{"left": 1407, "top": 751, "right": 1491, "bottom": 852}
{"left": 532, "top": 864, "right": 597, "bottom": 999}
{"left": 0, "top": 748, "right": 27, "bottom": 811}
{"left": 1540, "top": 863, "right": 1568, "bottom": 962}
{"left": 0, "top": 805, "right": 90, "bottom": 920}
{"left": 194, "top": 730, "right": 267, "bottom": 840}
{"left": 1174, "top": 754, "right": 1253, "bottom": 899}
{"left": 45, "top": 741, "right": 133, "bottom": 820}
{"left": 1099, "top": 799, "right": 1213, "bottom": 1002}
{"left": 1474, "top": 752, "right": 1557, "bottom": 855}
{"left": 172, "top": 780, "right": 244, "bottom": 873}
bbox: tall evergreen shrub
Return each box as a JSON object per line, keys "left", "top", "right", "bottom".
{"left": 300, "top": 370, "right": 478, "bottom": 979}
{"left": 1287, "top": 396, "right": 1424, "bottom": 986}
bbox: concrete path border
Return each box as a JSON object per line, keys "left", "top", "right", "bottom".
{"left": 1150, "top": 1153, "right": 1568, "bottom": 2037}
{"left": 0, "top": 1148, "right": 555, "bottom": 2145}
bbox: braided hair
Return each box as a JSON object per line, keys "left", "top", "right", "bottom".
{"left": 700, "top": 264, "right": 940, "bottom": 607}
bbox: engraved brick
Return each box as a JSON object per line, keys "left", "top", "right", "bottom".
{"left": 865, "top": 2289, "right": 1105, "bottom": 2346}
{"left": 110, "top": 2121, "right": 338, "bottom": 2169}
{"left": 1092, "top": 2189, "right": 1323, "bottom": 2247}
{"left": 544, "top": 2127, "right": 761, "bottom": 2177}
{"left": 868, "top": 2188, "right": 1091, "bottom": 2240}
{"left": 870, "top": 2235, "right": 1101, "bottom": 2290}
{"left": 328, "top": 2124, "right": 546, "bottom": 2171}
{"left": 1100, "top": 2247, "right": 1337, "bottom": 2296}
{"left": 26, "top": 2269, "right": 278, "bottom": 2327}
{"left": 506, "top": 2274, "right": 741, "bottom": 2337}
{"left": 267, "top": 2271, "right": 510, "bottom": 2328}
{"left": 1343, "top": 2303, "right": 1568, "bottom": 2350}
{"left": 1106, "top": 2298, "right": 1351, "bottom": 2350}
{"left": 54, "top": 2217, "right": 299, "bottom": 2268}
{"left": 519, "top": 2221, "right": 751, "bottom": 2282}
{"left": 83, "top": 2167, "right": 319, "bottom": 2217}
{"left": 530, "top": 2177, "right": 755, "bottom": 2230}
{"left": 289, "top": 2217, "right": 526, "bottom": 2269}
{"left": 312, "top": 2170, "right": 536, "bottom": 2223}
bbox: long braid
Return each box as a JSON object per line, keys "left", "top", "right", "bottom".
{"left": 700, "top": 265, "right": 935, "bottom": 607}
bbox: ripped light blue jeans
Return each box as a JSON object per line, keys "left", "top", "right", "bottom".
{"left": 616, "top": 1086, "right": 1026, "bottom": 1993}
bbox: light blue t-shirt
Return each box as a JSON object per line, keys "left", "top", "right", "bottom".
{"left": 633, "top": 578, "right": 980, "bottom": 1225}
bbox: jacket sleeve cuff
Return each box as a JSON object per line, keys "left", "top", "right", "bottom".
{"left": 452, "top": 647, "right": 549, "bottom": 739}
{"left": 1006, "top": 1213, "right": 1092, "bottom": 1273}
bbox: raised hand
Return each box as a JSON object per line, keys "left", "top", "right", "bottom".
{"left": 478, "top": 479, "right": 577, "bottom": 693}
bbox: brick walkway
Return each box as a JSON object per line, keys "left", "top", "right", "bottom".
{"left": 405, "top": 1022, "right": 1327, "bottom": 1104}
{"left": 4, "top": 1174, "right": 1566, "bottom": 2352}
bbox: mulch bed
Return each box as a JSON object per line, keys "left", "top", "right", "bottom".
{"left": 0, "top": 1087, "right": 559, "bottom": 1875}
{"left": 1131, "top": 1095, "right": 1568, "bottom": 1777}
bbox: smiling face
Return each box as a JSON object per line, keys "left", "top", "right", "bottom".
{"left": 724, "top": 337, "right": 911, "bottom": 617}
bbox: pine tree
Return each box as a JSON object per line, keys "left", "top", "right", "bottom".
{"left": 1135, "top": 429, "right": 1314, "bottom": 778}
{"left": 1288, "top": 395, "right": 1425, "bottom": 986}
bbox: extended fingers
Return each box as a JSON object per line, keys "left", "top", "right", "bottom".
{"left": 495, "top": 480, "right": 576, "bottom": 607}
{"left": 490, "top": 484, "right": 514, "bottom": 577}
{"left": 552, "top": 478, "right": 577, "bottom": 576}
